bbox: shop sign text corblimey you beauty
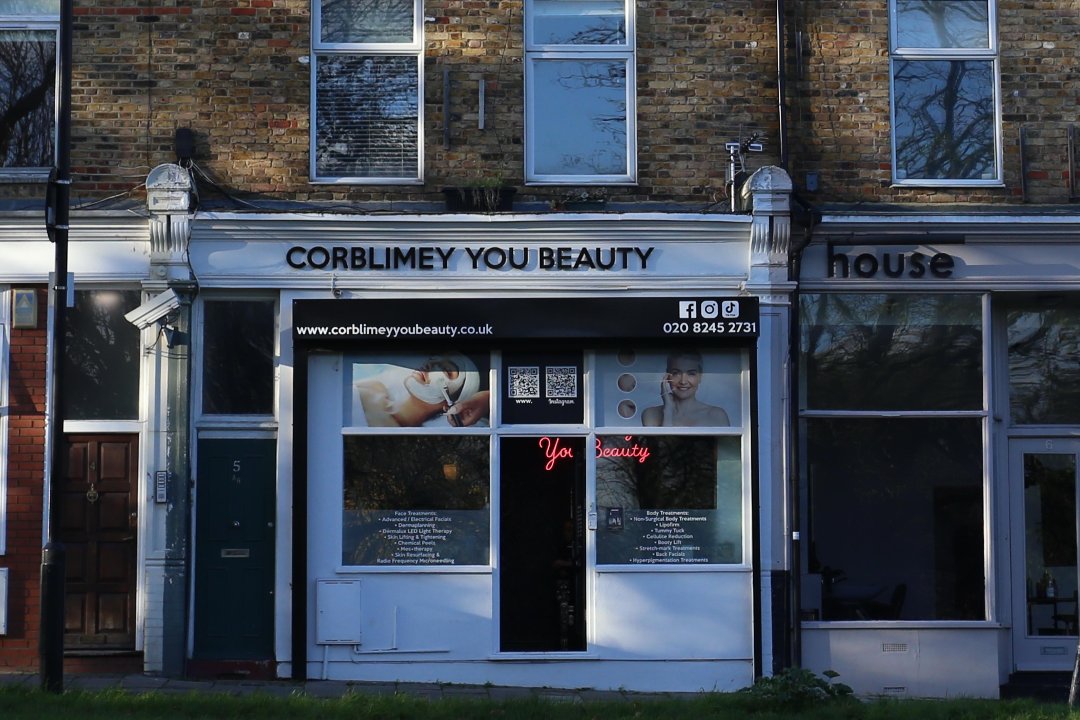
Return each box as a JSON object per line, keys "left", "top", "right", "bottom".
{"left": 285, "top": 244, "right": 655, "bottom": 271}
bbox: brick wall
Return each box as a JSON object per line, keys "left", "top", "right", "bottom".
{"left": 54, "top": 0, "right": 783, "bottom": 207}
{"left": 0, "top": 287, "right": 47, "bottom": 671}
{"left": 788, "top": 0, "right": 1080, "bottom": 204}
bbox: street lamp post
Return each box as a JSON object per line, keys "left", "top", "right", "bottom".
{"left": 41, "top": 0, "right": 73, "bottom": 693}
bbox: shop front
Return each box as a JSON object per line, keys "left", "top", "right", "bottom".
{"left": 183, "top": 174, "right": 796, "bottom": 691}
{"left": 797, "top": 213, "right": 1080, "bottom": 698}
{"left": 295, "top": 296, "right": 758, "bottom": 690}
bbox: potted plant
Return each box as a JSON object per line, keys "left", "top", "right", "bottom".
{"left": 442, "top": 178, "right": 516, "bottom": 212}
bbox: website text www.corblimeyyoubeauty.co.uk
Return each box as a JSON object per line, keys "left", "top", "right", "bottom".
{"left": 295, "top": 322, "right": 495, "bottom": 339}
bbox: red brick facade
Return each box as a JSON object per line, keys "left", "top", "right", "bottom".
{"left": 0, "top": 287, "right": 46, "bottom": 671}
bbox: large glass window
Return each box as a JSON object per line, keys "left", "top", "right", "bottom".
{"left": 800, "top": 293, "right": 987, "bottom": 622}
{"left": 63, "top": 290, "right": 141, "bottom": 420}
{"left": 890, "top": 0, "right": 999, "bottom": 184}
{"left": 338, "top": 348, "right": 748, "bottom": 569}
{"left": 202, "top": 300, "right": 275, "bottom": 415}
{"left": 1007, "top": 297, "right": 1080, "bottom": 425}
{"left": 526, "top": 0, "right": 635, "bottom": 183}
{"left": 0, "top": 0, "right": 59, "bottom": 172}
{"left": 312, "top": 0, "right": 422, "bottom": 183}
{"left": 800, "top": 293, "right": 983, "bottom": 410}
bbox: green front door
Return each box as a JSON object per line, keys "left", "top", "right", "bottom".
{"left": 194, "top": 438, "right": 276, "bottom": 660}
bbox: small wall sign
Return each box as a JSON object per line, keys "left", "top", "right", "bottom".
{"left": 12, "top": 289, "right": 37, "bottom": 328}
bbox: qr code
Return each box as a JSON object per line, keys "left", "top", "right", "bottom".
{"left": 545, "top": 366, "right": 578, "bottom": 398}
{"left": 508, "top": 366, "right": 540, "bottom": 398}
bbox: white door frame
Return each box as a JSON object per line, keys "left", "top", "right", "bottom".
{"left": 1009, "top": 436, "right": 1080, "bottom": 670}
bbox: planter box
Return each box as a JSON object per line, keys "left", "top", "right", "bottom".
{"left": 442, "top": 186, "right": 516, "bottom": 212}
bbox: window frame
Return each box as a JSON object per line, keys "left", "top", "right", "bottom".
{"left": 335, "top": 348, "right": 752, "bottom": 572}
{"left": 798, "top": 291, "right": 994, "bottom": 623}
{"left": 524, "top": 0, "right": 637, "bottom": 185}
{"left": 888, "top": 0, "right": 1002, "bottom": 186}
{"left": 195, "top": 294, "right": 279, "bottom": 426}
{"left": 0, "top": 5, "right": 59, "bottom": 179}
{"left": 310, "top": 0, "right": 424, "bottom": 185}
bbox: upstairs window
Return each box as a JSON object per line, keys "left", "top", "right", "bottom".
{"left": 312, "top": 0, "right": 423, "bottom": 183}
{"left": 525, "top": 0, "right": 636, "bottom": 184}
{"left": 0, "top": 0, "right": 59, "bottom": 174}
{"left": 890, "top": 0, "right": 1000, "bottom": 184}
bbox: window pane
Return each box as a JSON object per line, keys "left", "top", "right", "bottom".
{"left": 63, "top": 290, "right": 140, "bottom": 420}
{"left": 596, "top": 435, "right": 742, "bottom": 565}
{"left": 532, "top": 0, "right": 626, "bottom": 45}
{"left": 895, "top": 0, "right": 989, "bottom": 48}
{"left": 1023, "top": 453, "right": 1077, "bottom": 636}
{"left": 315, "top": 54, "right": 418, "bottom": 179}
{"left": 800, "top": 293, "right": 982, "bottom": 410}
{"left": 594, "top": 348, "right": 741, "bottom": 428}
{"left": 533, "top": 59, "right": 627, "bottom": 176}
{"left": 319, "top": 0, "right": 413, "bottom": 44}
{"left": 0, "top": 1, "right": 59, "bottom": 14}
{"left": 893, "top": 59, "right": 995, "bottom": 181}
{"left": 1007, "top": 298, "right": 1080, "bottom": 425}
{"left": 804, "top": 418, "right": 984, "bottom": 621}
{"left": 343, "top": 436, "right": 490, "bottom": 566}
{"left": 0, "top": 30, "right": 55, "bottom": 169}
{"left": 203, "top": 300, "right": 274, "bottom": 415}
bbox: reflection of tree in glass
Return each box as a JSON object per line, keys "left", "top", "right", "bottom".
{"left": 550, "top": 61, "right": 626, "bottom": 174}
{"left": 316, "top": 55, "right": 417, "bottom": 177}
{"left": 0, "top": 32, "right": 55, "bottom": 167}
{"left": 320, "top": 0, "right": 413, "bottom": 43}
{"left": 896, "top": 0, "right": 988, "bottom": 48}
{"left": 62, "top": 291, "right": 140, "bottom": 419}
{"left": 1007, "top": 301, "right": 1080, "bottom": 424}
{"left": 893, "top": 59, "right": 993, "bottom": 180}
{"left": 596, "top": 436, "right": 717, "bottom": 510}
{"left": 343, "top": 436, "right": 489, "bottom": 565}
{"left": 801, "top": 294, "right": 982, "bottom": 410}
{"left": 343, "top": 436, "right": 489, "bottom": 511}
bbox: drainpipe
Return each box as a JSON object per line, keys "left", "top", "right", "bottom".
{"left": 786, "top": 196, "right": 819, "bottom": 670}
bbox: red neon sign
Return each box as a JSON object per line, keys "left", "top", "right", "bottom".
{"left": 538, "top": 436, "right": 651, "bottom": 471}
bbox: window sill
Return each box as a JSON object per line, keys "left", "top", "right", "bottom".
{"left": 0, "top": 170, "right": 50, "bottom": 184}
{"left": 890, "top": 181, "right": 1005, "bottom": 189}
{"left": 801, "top": 620, "right": 1002, "bottom": 630}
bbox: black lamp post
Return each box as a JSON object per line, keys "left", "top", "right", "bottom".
{"left": 41, "top": 0, "right": 73, "bottom": 693}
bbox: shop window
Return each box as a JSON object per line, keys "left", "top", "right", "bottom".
{"left": 596, "top": 435, "right": 743, "bottom": 565}
{"left": 311, "top": 0, "right": 422, "bottom": 183}
{"left": 800, "top": 293, "right": 983, "bottom": 411}
{"left": 62, "top": 290, "right": 141, "bottom": 421}
{"left": 202, "top": 300, "right": 275, "bottom": 415}
{"left": 525, "top": 0, "right": 636, "bottom": 183}
{"left": 0, "top": 1, "right": 58, "bottom": 174}
{"left": 890, "top": 0, "right": 1000, "bottom": 184}
{"left": 1007, "top": 297, "right": 1080, "bottom": 425}
{"left": 799, "top": 293, "right": 987, "bottom": 622}
{"left": 343, "top": 435, "right": 491, "bottom": 566}
{"left": 337, "top": 348, "right": 748, "bottom": 570}
{"left": 804, "top": 418, "right": 985, "bottom": 621}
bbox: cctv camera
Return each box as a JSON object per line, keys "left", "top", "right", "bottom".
{"left": 124, "top": 288, "right": 181, "bottom": 329}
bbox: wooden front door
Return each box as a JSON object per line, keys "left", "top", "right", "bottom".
{"left": 61, "top": 435, "right": 138, "bottom": 649}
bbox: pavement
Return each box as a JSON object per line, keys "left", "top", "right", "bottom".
{"left": 0, "top": 671, "right": 691, "bottom": 703}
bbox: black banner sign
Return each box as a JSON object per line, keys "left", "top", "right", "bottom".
{"left": 294, "top": 297, "right": 760, "bottom": 345}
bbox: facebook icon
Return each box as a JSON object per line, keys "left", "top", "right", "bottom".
{"left": 678, "top": 301, "right": 697, "bottom": 319}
